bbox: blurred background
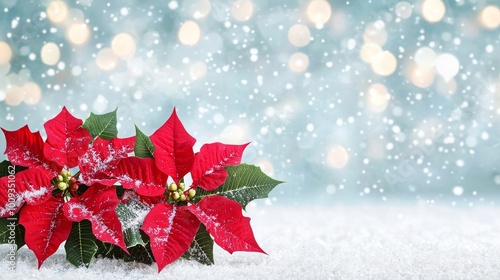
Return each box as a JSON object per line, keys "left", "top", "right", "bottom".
{"left": 0, "top": 0, "right": 499, "bottom": 206}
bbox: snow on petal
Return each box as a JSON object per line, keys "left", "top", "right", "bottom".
{"left": 110, "top": 157, "right": 167, "bottom": 197}
{"left": 1, "top": 125, "right": 48, "bottom": 169}
{"left": 191, "top": 142, "right": 249, "bottom": 191}
{"left": 113, "top": 136, "right": 136, "bottom": 153}
{"left": 63, "top": 184, "right": 128, "bottom": 252}
{"left": 187, "top": 195, "right": 265, "bottom": 254}
{"left": 19, "top": 196, "right": 73, "bottom": 268}
{"left": 78, "top": 137, "right": 131, "bottom": 186}
{"left": 141, "top": 203, "right": 200, "bottom": 272}
{"left": 0, "top": 186, "right": 23, "bottom": 217}
{"left": 0, "top": 168, "right": 54, "bottom": 217}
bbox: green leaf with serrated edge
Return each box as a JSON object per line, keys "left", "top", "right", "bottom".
{"left": 0, "top": 215, "right": 25, "bottom": 250}
{"left": 124, "top": 243, "right": 154, "bottom": 264}
{"left": 134, "top": 125, "right": 155, "bottom": 158}
{"left": 96, "top": 233, "right": 154, "bottom": 264}
{"left": 82, "top": 108, "right": 118, "bottom": 140}
{"left": 95, "top": 241, "right": 124, "bottom": 260}
{"left": 96, "top": 240, "right": 115, "bottom": 257}
{"left": 182, "top": 223, "right": 214, "bottom": 265}
{"left": 116, "top": 202, "right": 147, "bottom": 248}
{"left": 65, "top": 220, "right": 99, "bottom": 268}
{"left": 0, "top": 160, "right": 28, "bottom": 178}
{"left": 192, "top": 164, "right": 284, "bottom": 210}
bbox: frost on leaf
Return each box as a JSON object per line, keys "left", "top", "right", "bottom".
{"left": 63, "top": 184, "right": 128, "bottom": 252}
{"left": 116, "top": 192, "right": 154, "bottom": 248}
{"left": 118, "top": 192, "right": 154, "bottom": 231}
{"left": 191, "top": 143, "right": 249, "bottom": 191}
{"left": 142, "top": 203, "right": 200, "bottom": 272}
{"left": 111, "top": 157, "right": 167, "bottom": 197}
{"left": 182, "top": 223, "right": 214, "bottom": 265}
{"left": 187, "top": 195, "right": 265, "bottom": 254}
{"left": 19, "top": 196, "right": 73, "bottom": 268}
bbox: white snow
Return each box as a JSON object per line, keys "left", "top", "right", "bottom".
{"left": 119, "top": 193, "right": 153, "bottom": 231}
{"left": 21, "top": 186, "right": 49, "bottom": 204}
{"left": 2, "top": 204, "right": 500, "bottom": 279}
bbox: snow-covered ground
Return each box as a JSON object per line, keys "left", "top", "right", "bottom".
{"left": 2, "top": 204, "right": 500, "bottom": 279}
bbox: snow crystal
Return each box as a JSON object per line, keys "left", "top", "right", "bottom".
{"left": 65, "top": 202, "right": 92, "bottom": 220}
{"left": 21, "top": 186, "right": 49, "bottom": 204}
{"left": 156, "top": 205, "right": 177, "bottom": 243}
{"left": 119, "top": 193, "right": 154, "bottom": 231}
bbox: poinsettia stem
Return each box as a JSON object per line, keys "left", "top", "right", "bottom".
{"left": 69, "top": 188, "right": 77, "bottom": 197}
{"left": 74, "top": 171, "right": 81, "bottom": 179}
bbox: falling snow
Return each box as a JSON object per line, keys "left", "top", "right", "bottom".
{"left": 1, "top": 0, "right": 500, "bottom": 276}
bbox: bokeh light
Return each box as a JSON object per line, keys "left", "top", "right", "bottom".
{"left": 1, "top": 0, "right": 500, "bottom": 205}
{"left": 406, "top": 63, "right": 436, "bottom": 88}
{"left": 360, "top": 43, "right": 382, "bottom": 63}
{"left": 22, "top": 82, "right": 42, "bottom": 105}
{"left": 231, "top": 0, "right": 254, "bottom": 22}
{"left": 0, "top": 42, "right": 12, "bottom": 65}
{"left": 46, "top": 1, "right": 69, "bottom": 23}
{"left": 288, "top": 24, "right": 311, "bottom": 47}
{"left": 189, "top": 61, "right": 207, "bottom": 80}
{"left": 435, "top": 53, "right": 460, "bottom": 82}
{"left": 326, "top": 146, "right": 349, "bottom": 169}
{"left": 40, "top": 42, "right": 60, "bottom": 66}
{"left": 366, "top": 83, "right": 390, "bottom": 112}
{"left": 5, "top": 86, "right": 24, "bottom": 106}
{"left": 96, "top": 48, "right": 118, "bottom": 71}
{"left": 66, "top": 23, "right": 91, "bottom": 45}
{"left": 186, "top": 0, "right": 211, "bottom": 19}
{"left": 256, "top": 159, "right": 275, "bottom": 176}
{"left": 370, "top": 51, "right": 397, "bottom": 76}
{"left": 178, "top": 21, "right": 201, "bottom": 46}
{"left": 306, "top": 0, "right": 332, "bottom": 27}
{"left": 395, "top": 1, "right": 413, "bottom": 19}
{"left": 111, "top": 33, "right": 136, "bottom": 60}
{"left": 414, "top": 47, "right": 436, "bottom": 68}
{"left": 479, "top": 6, "right": 500, "bottom": 29}
{"left": 421, "top": 0, "right": 446, "bottom": 23}
{"left": 288, "top": 52, "right": 309, "bottom": 73}
{"left": 363, "top": 21, "right": 388, "bottom": 46}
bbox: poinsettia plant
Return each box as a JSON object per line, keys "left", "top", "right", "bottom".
{"left": 0, "top": 107, "right": 282, "bottom": 271}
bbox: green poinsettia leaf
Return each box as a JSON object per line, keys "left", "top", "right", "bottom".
{"left": 96, "top": 240, "right": 115, "bottom": 257}
{"left": 193, "top": 164, "right": 283, "bottom": 210}
{"left": 182, "top": 223, "right": 214, "bottom": 265}
{"left": 116, "top": 201, "right": 149, "bottom": 248}
{"left": 134, "top": 125, "right": 155, "bottom": 158}
{"left": 0, "top": 160, "right": 28, "bottom": 178}
{"left": 65, "top": 220, "right": 99, "bottom": 268}
{"left": 82, "top": 108, "right": 118, "bottom": 140}
{"left": 96, "top": 242, "right": 126, "bottom": 260}
{"left": 96, "top": 238, "right": 153, "bottom": 265}
{"left": 124, "top": 243, "right": 154, "bottom": 264}
{"left": 0, "top": 215, "right": 25, "bottom": 250}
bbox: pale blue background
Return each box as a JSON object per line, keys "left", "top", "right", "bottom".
{"left": 1, "top": 0, "right": 499, "bottom": 205}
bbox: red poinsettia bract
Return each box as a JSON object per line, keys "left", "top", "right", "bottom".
{"left": 1, "top": 107, "right": 130, "bottom": 267}
{"left": 111, "top": 109, "right": 265, "bottom": 272}
{"left": 0, "top": 107, "right": 92, "bottom": 217}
